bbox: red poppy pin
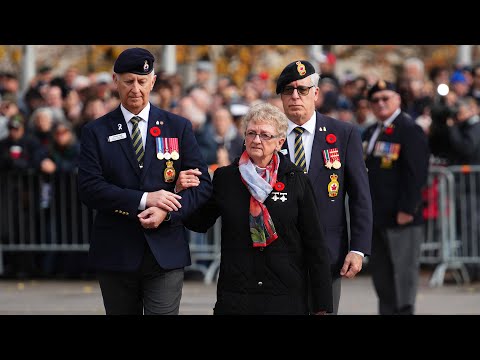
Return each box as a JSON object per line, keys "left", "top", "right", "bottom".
{"left": 326, "top": 133, "right": 337, "bottom": 144}
{"left": 150, "top": 126, "right": 161, "bottom": 137}
{"left": 274, "top": 182, "right": 285, "bottom": 191}
{"left": 384, "top": 125, "right": 394, "bottom": 135}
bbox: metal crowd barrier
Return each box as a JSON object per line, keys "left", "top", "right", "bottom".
{"left": 186, "top": 218, "right": 221, "bottom": 284}
{"left": 2, "top": 167, "right": 480, "bottom": 286}
{"left": 0, "top": 170, "right": 221, "bottom": 282}
{"left": 0, "top": 170, "right": 93, "bottom": 275}
{"left": 421, "top": 165, "right": 480, "bottom": 286}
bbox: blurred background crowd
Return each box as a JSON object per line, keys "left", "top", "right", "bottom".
{"left": 1, "top": 44, "right": 480, "bottom": 279}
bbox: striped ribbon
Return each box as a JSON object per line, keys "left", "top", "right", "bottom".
{"left": 294, "top": 126, "right": 306, "bottom": 173}
{"left": 130, "top": 116, "right": 145, "bottom": 165}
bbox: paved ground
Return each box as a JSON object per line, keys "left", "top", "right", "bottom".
{"left": 0, "top": 270, "right": 479, "bottom": 315}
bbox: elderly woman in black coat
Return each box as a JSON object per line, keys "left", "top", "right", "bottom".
{"left": 181, "top": 102, "right": 332, "bottom": 315}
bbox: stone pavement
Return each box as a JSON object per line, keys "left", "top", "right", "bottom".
{"left": 0, "top": 270, "right": 479, "bottom": 315}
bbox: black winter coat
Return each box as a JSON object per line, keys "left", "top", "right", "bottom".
{"left": 185, "top": 153, "right": 333, "bottom": 315}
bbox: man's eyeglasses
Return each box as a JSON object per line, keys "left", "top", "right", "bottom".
{"left": 281, "top": 85, "right": 315, "bottom": 96}
{"left": 370, "top": 96, "right": 392, "bottom": 104}
{"left": 245, "top": 131, "right": 279, "bottom": 141}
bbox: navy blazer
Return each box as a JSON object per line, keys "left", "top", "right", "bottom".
{"left": 362, "top": 111, "right": 429, "bottom": 228}
{"left": 283, "top": 112, "right": 373, "bottom": 273}
{"left": 78, "top": 104, "right": 213, "bottom": 272}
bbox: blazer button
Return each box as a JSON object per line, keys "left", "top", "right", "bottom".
{"left": 259, "top": 247, "right": 264, "bottom": 251}
{"left": 258, "top": 281, "right": 263, "bottom": 286}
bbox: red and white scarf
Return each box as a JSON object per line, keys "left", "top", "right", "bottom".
{"left": 238, "top": 151, "right": 279, "bottom": 247}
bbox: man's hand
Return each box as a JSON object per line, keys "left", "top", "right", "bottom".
{"left": 146, "top": 189, "right": 182, "bottom": 212}
{"left": 174, "top": 168, "right": 201, "bottom": 193}
{"left": 340, "top": 252, "right": 363, "bottom": 279}
{"left": 397, "top": 211, "right": 414, "bottom": 225}
{"left": 138, "top": 207, "right": 167, "bottom": 229}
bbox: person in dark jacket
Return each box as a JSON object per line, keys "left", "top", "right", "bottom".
{"left": 362, "top": 80, "right": 430, "bottom": 315}
{"left": 184, "top": 102, "right": 333, "bottom": 315}
{"left": 277, "top": 60, "right": 372, "bottom": 315}
{"left": 77, "top": 48, "right": 212, "bottom": 315}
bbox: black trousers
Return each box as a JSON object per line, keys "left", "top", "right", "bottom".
{"left": 369, "top": 225, "right": 422, "bottom": 315}
{"left": 97, "top": 244, "right": 184, "bottom": 315}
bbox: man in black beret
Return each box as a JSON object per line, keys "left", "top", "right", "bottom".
{"left": 278, "top": 60, "right": 373, "bottom": 314}
{"left": 113, "top": 47, "right": 155, "bottom": 75}
{"left": 367, "top": 79, "right": 396, "bottom": 100}
{"left": 362, "top": 79, "right": 430, "bottom": 314}
{"left": 78, "top": 47, "right": 212, "bottom": 315}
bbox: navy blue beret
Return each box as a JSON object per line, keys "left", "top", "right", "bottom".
{"left": 276, "top": 60, "right": 316, "bottom": 94}
{"left": 367, "top": 80, "right": 397, "bottom": 99}
{"left": 113, "top": 47, "right": 154, "bottom": 75}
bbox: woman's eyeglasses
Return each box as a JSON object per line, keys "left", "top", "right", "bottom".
{"left": 281, "top": 85, "right": 314, "bottom": 96}
{"left": 245, "top": 131, "right": 279, "bottom": 141}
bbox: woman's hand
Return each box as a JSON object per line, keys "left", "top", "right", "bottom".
{"left": 174, "top": 168, "right": 202, "bottom": 193}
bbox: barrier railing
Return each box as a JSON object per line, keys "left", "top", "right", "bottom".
{"left": 2, "top": 167, "right": 480, "bottom": 286}
{"left": 0, "top": 170, "right": 220, "bottom": 282}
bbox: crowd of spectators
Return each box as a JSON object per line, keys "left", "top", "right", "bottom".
{"left": 1, "top": 51, "right": 480, "bottom": 278}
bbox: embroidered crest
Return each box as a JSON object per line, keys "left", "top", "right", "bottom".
{"left": 296, "top": 61, "right": 306, "bottom": 76}
{"left": 328, "top": 174, "right": 339, "bottom": 198}
{"left": 164, "top": 160, "right": 175, "bottom": 182}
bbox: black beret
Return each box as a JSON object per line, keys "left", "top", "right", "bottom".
{"left": 367, "top": 80, "right": 397, "bottom": 99}
{"left": 114, "top": 47, "right": 154, "bottom": 75}
{"left": 276, "top": 60, "right": 316, "bottom": 94}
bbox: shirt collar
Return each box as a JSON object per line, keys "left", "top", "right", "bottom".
{"left": 121, "top": 102, "right": 151, "bottom": 123}
{"left": 287, "top": 112, "right": 316, "bottom": 135}
{"left": 380, "top": 108, "right": 401, "bottom": 127}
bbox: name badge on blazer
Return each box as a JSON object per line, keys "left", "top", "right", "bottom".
{"left": 108, "top": 133, "right": 127, "bottom": 142}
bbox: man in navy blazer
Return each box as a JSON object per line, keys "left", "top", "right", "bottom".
{"left": 77, "top": 47, "right": 212, "bottom": 315}
{"left": 277, "top": 60, "right": 373, "bottom": 314}
{"left": 362, "top": 80, "right": 429, "bottom": 314}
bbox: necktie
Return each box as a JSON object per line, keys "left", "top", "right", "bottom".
{"left": 130, "top": 116, "right": 145, "bottom": 166}
{"left": 293, "top": 126, "right": 307, "bottom": 173}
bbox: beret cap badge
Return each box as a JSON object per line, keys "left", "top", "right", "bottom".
{"left": 143, "top": 60, "right": 149, "bottom": 72}
{"left": 378, "top": 80, "right": 386, "bottom": 89}
{"left": 276, "top": 59, "right": 315, "bottom": 94}
{"left": 296, "top": 61, "right": 306, "bottom": 76}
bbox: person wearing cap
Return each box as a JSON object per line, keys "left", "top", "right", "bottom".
{"left": 277, "top": 60, "right": 373, "bottom": 314}
{"left": 362, "top": 80, "right": 430, "bottom": 315}
{"left": 0, "top": 114, "right": 47, "bottom": 171}
{"left": 77, "top": 47, "right": 212, "bottom": 315}
{"left": 0, "top": 114, "right": 49, "bottom": 278}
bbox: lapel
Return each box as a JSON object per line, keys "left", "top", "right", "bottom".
{"left": 140, "top": 110, "right": 156, "bottom": 180}
{"left": 308, "top": 112, "right": 326, "bottom": 184}
{"left": 141, "top": 106, "right": 167, "bottom": 182}
{"left": 111, "top": 107, "right": 141, "bottom": 177}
